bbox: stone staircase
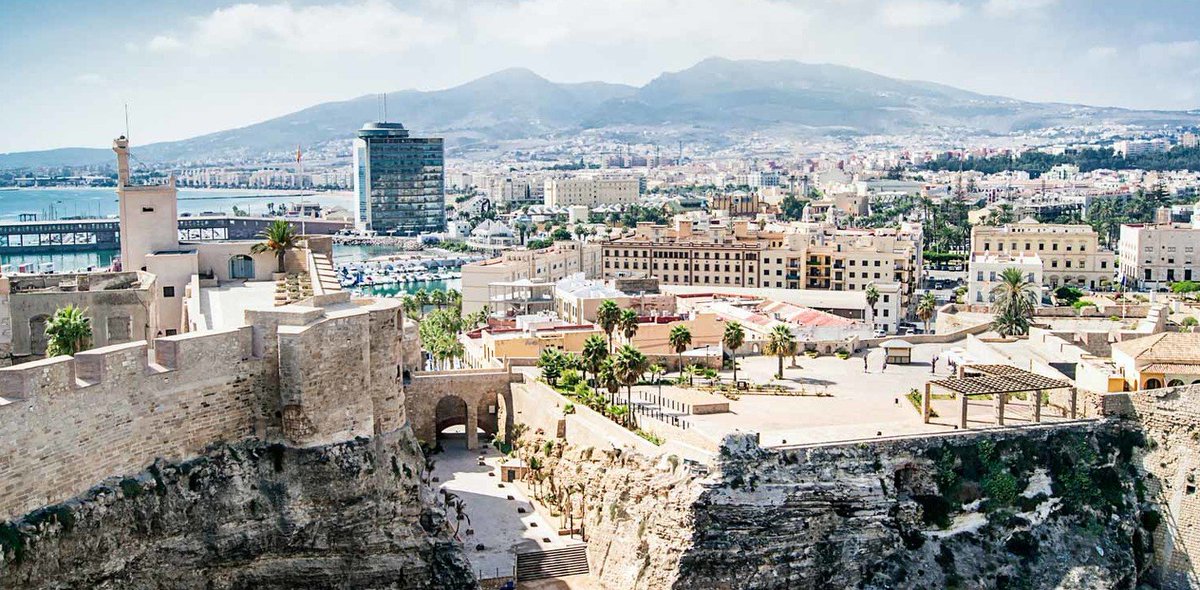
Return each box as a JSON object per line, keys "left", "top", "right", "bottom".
{"left": 514, "top": 544, "right": 589, "bottom": 582}
{"left": 311, "top": 252, "right": 341, "bottom": 294}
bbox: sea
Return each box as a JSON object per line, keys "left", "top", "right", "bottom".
{"left": 0, "top": 187, "right": 459, "bottom": 294}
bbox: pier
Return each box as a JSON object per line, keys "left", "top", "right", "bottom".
{"left": 0, "top": 215, "right": 350, "bottom": 254}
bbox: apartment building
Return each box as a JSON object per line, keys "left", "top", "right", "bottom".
{"left": 461, "top": 241, "right": 602, "bottom": 314}
{"left": 967, "top": 253, "right": 1045, "bottom": 305}
{"left": 1118, "top": 222, "right": 1200, "bottom": 290}
{"left": 601, "top": 217, "right": 923, "bottom": 326}
{"left": 970, "top": 218, "right": 1114, "bottom": 291}
{"left": 544, "top": 176, "right": 640, "bottom": 207}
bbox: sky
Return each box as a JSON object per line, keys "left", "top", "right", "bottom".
{"left": 2, "top": 0, "right": 1199, "bottom": 153}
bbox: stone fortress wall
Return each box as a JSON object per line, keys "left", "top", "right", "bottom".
{"left": 0, "top": 292, "right": 405, "bottom": 522}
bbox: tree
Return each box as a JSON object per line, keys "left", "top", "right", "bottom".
{"left": 430, "top": 289, "right": 447, "bottom": 309}
{"left": 537, "top": 348, "right": 565, "bottom": 386}
{"left": 612, "top": 345, "right": 648, "bottom": 427}
{"left": 722, "top": 321, "right": 746, "bottom": 385}
{"left": 551, "top": 227, "right": 572, "bottom": 241}
{"left": 401, "top": 294, "right": 421, "bottom": 320}
{"left": 916, "top": 293, "right": 938, "bottom": 334}
{"left": 647, "top": 363, "right": 664, "bottom": 383}
{"left": 668, "top": 324, "right": 692, "bottom": 374}
{"left": 618, "top": 308, "right": 639, "bottom": 343}
{"left": 1181, "top": 317, "right": 1199, "bottom": 332}
{"left": 250, "top": 219, "right": 299, "bottom": 273}
{"left": 581, "top": 334, "right": 608, "bottom": 385}
{"left": 865, "top": 284, "right": 880, "bottom": 329}
{"left": 449, "top": 497, "right": 470, "bottom": 536}
{"left": 764, "top": 324, "right": 796, "bottom": 380}
{"left": 45, "top": 305, "right": 92, "bottom": 357}
{"left": 597, "top": 300, "right": 621, "bottom": 351}
{"left": 990, "top": 267, "right": 1038, "bottom": 337}
{"left": 597, "top": 357, "right": 621, "bottom": 405}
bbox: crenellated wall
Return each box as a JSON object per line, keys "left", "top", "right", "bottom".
{"left": 0, "top": 296, "right": 406, "bottom": 522}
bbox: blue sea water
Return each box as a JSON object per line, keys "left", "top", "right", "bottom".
{"left": 0, "top": 187, "right": 359, "bottom": 270}
{"left": 0, "top": 187, "right": 353, "bottom": 221}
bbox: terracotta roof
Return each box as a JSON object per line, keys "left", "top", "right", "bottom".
{"left": 1140, "top": 363, "right": 1200, "bottom": 375}
{"left": 1112, "top": 333, "right": 1200, "bottom": 364}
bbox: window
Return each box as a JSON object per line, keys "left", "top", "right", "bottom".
{"left": 163, "top": 286, "right": 175, "bottom": 297}
{"left": 165, "top": 329, "right": 178, "bottom": 336}
{"left": 142, "top": 207, "right": 155, "bottom": 213}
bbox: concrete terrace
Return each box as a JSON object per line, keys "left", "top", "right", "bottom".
{"left": 199, "top": 280, "right": 277, "bottom": 330}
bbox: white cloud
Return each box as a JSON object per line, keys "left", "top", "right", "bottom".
{"left": 142, "top": 0, "right": 451, "bottom": 55}
{"left": 1086, "top": 46, "right": 1117, "bottom": 60}
{"left": 1137, "top": 40, "right": 1200, "bottom": 62}
{"left": 467, "top": 0, "right": 811, "bottom": 50}
{"left": 878, "top": 1, "right": 964, "bottom": 28}
{"left": 982, "top": 0, "right": 1058, "bottom": 17}
{"left": 146, "top": 35, "right": 183, "bottom": 52}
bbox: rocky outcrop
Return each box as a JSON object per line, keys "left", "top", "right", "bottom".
{"left": 535, "top": 423, "right": 1157, "bottom": 590}
{"left": 0, "top": 431, "right": 475, "bottom": 590}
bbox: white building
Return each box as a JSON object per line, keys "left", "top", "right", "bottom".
{"left": 968, "top": 253, "right": 1044, "bottom": 305}
{"left": 544, "top": 176, "right": 640, "bottom": 207}
{"left": 1118, "top": 218, "right": 1200, "bottom": 290}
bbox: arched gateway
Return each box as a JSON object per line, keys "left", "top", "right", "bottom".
{"left": 405, "top": 367, "right": 516, "bottom": 450}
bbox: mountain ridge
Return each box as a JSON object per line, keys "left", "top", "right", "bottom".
{"left": 4, "top": 58, "right": 1198, "bottom": 168}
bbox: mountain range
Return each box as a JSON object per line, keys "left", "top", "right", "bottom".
{"left": 4, "top": 57, "right": 1199, "bottom": 168}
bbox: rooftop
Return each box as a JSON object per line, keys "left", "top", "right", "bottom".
{"left": 1112, "top": 332, "right": 1200, "bottom": 364}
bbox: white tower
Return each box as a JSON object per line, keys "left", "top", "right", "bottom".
{"left": 113, "top": 136, "right": 180, "bottom": 271}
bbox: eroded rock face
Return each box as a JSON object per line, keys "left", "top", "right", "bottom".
{"left": 537, "top": 424, "right": 1156, "bottom": 590}
{"left": 0, "top": 432, "right": 475, "bottom": 590}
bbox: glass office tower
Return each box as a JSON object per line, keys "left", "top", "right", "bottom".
{"left": 353, "top": 122, "right": 445, "bottom": 235}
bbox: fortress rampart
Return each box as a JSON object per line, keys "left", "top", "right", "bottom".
{"left": 0, "top": 294, "right": 406, "bottom": 521}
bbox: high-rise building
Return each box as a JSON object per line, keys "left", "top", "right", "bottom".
{"left": 353, "top": 122, "right": 444, "bottom": 235}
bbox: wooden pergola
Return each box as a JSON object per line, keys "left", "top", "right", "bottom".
{"left": 922, "top": 364, "right": 1076, "bottom": 429}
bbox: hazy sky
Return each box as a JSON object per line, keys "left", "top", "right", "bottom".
{"left": 2, "top": 0, "right": 1199, "bottom": 153}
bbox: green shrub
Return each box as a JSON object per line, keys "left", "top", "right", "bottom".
{"left": 563, "top": 402, "right": 575, "bottom": 415}
{"left": 560, "top": 369, "right": 583, "bottom": 389}
{"left": 635, "top": 429, "right": 665, "bottom": 445}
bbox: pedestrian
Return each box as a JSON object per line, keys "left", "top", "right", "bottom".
{"left": 882, "top": 358, "right": 888, "bottom": 372}
{"left": 931, "top": 355, "right": 939, "bottom": 374}
{"left": 864, "top": 354, "right": 869, "bottom": 373}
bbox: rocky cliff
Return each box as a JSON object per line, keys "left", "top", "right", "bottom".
{"left": 0, "top": 431, "right": 475, "bottom": 590}
{"left": 534, "top": 423, "right": 1157, "bottom": 590}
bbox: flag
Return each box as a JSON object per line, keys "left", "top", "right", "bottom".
{"left": 296, "top": 144, "right": 302, "bottom": 163}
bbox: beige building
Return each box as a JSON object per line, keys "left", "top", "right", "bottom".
{"left": 603, "top": 217, "right": 923, "bottom": 326}
{"left": 544, "top": 176, "right": 640, "bottom": 207}
{"left": 1118, "top": 221, "right": 1200, "bottom": 290}
{"left": 461, "top": 241, "right": 602, "bottom": 314}
{"left": 1112, "top": 332, "right": 1200, "bottom": 390}
{"left": 970, "top": 218, "right": 1114, "bottom": 291}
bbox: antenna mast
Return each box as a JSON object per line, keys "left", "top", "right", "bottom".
{"left": 124, "top": 103, "right": 131, "bottom": 140}
{"left": 383, "top": 93, "right": 388, "bottom": 122}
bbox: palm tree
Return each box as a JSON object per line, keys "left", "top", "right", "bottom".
{"left": 618, "top": 308, "right": 639, "bottom": 344}
{"left": 668, "top": 324, "right": 692, "bottom": 375}
{"left": 430, "top": 289, "right": 447, "bottom": 310}
{"left": 414, "top": 288, "right": 430, "bottom": 311}
{"left": 613, "top": 345, "right": 648, "bottom": 426}
{"left": 990, "top": 267, "right": 1038, "bottom": 337}
{"left": 400, "top": 294, "right": 421, "bottom": 320}
{"left": 581, "top": 334, "right": 608, "bottom": 385}
{"left": 917, "top": 292, "right": 938, "bottom": 334}
{"left": 537, "top": 348, "right": 565, "bottom": 386}
{"left": 764, "top": 324, "right": 797, "bottom": 380}
{"left": 597, "top": 357, "right": 621, "bottom": 405}
{"left": 597, "top": 300, "right": 621, "bottom": 351}
{"left": 865, "top": 284, "right": 880, "bottom": 330}
{"left": 722, "top": 321, "right": 746, "bottom": 385}
{"left": 45, "top": 305, "right": 92, "bottom": 357}
{"left": 250, "top": 219, "right": 299, "bottom": 274}
{"left": 450, "top": 497, "right": 470, "bottom": 536}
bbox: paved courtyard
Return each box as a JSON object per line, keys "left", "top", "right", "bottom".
{"left": 627, "top": 342, "right": 1076, "bottom": 447}
{"left": 432, "top": 438, "right": 583, "bottom": 581}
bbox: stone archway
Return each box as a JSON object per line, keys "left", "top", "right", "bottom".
{"left": 406, "top": 369, "right": 516, "bottom": 451}
{"left": 1145, "top": 378, "right": 1163, "bottom": 390}
{"left": 434, "top": 395, "right": 470, "bottom": 448}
